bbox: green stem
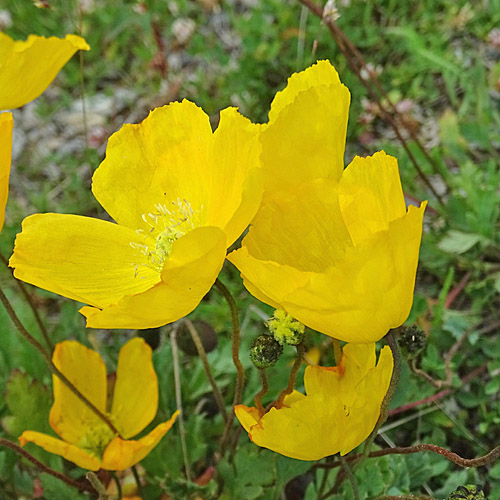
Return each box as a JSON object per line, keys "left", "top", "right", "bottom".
{"left": 111, "top": 472, "right": 122, "bottom": 499}
{"left": 86, "top": 472, "right": 107, "bottom": 499}
{"left": 0, "top": 287, "right": 119, "bottom": 435}
{"left": 131, "top": 465, "right": 144, "bottom": 498}
{"left": 332, "top": 338, "right": 342, "bottom": 365}
{"left": 216, "top": 278, "right": 244, "bottom": 455}
{"left": 184, "top": 319, "right": 228, "bottom": 422}
{"left": 0, "top": 438, "right": 95, "bottom": 495}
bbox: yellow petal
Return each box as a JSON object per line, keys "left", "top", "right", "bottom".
{"left": 246, "top": 394, "right": 345, "bottom": 461}
{"left": 0, "top": 33, "right": 89, "bottom": 110}
{"left": 204, "top": 107, "right": 262, "bottom": 246}
{"left": 268, "top": 60, "right": 343, "bottom": 121}
{"left": 101, "top": 411, "right": 179, "bottom": 471}
{"left": 9, "top": 213, "right": 160, "bottom": 308}
{"left": 0, "top": 112, "right": 13, "bottom": 232}
{"left": 234, "top": 405, "right": 260, "bottom": 434}
{"left": 262, "top": 61, "right": 350, "bottom": 191}
{"left": 339, "top": 152, "right": 407, "bottom": 245}
{"left": 280, "top": 204, "right": 426, "bottom": 342}
{"left": 19, "top": 431, "right": 101, "bottom": 471}
{"left": 340, "top": 346, "right": 393, "bottom": 455}
{"left": 81, "top": 226, "right": 227, "bottom": 328}
{"left": 111, "top": 338, "right": 158, "bottom": 439}
{"left": 240, "top": 179, "right": 351, "bottom": 272}
{"left": 92, "top": 100, "right": 212, "bottom": 232}
{"left": 49, "top": 341, "right": 109, "bottom": 445}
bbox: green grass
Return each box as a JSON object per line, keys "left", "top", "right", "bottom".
{"left": 1, "top": 0, "right": 500, "bottom": 498}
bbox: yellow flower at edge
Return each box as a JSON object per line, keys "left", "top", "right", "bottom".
{"left": 0, "top": 112, "right": 13, "bottom": 233}
{"left": 0, "top": 33, "right": 89, "bottom": 110}
{"left": 19, "top": 337, "right": 179, "bottom": 471}
{"left": 228, "top": 61, "right": 426, "bottom": 344}
{"left": 9, "top": 100, "right": 262, "bottom": 328}
{"left": 235, "top": 343, "right": 393, "bottom": 461}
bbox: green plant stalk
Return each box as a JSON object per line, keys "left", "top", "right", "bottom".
{"left": 86, "top": 472, "right": 108, "bottom": 499}
{"left": 0, "top": 287, "right": 119, "bottom": 435}
{"left": 216, "top": 278, "right": 245, "bottom": 455}
{"left": 0, "top": 438, "right": 95, "bottom": 495}
{"left": 332, "top": 338, "right": 342, "bottom": 365}
{"left": 184, "top": 318, "right": 228, "bottom": 422}
{"left": 340, "top": 455, "right": 360, "bottom": 500}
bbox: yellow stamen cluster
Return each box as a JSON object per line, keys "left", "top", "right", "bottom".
{"left": 267, "top": 309, "right": 305, "bottom": 346}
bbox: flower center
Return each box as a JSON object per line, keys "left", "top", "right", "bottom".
{"left": 131, "top": 198, "right": 202, "bottom": 274}
{"left": 79, "top": 420, "right": 116, "bottom": 458}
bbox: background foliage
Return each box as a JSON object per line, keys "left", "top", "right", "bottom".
{"left": 0, "top": 0, "right": 499, "bottom": 498}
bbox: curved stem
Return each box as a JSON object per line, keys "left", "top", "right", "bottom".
{"left": 0, "top": 438, "right": 95, "bottom": 494}
{"left": 216, "top": 278, "right": 244, "bottom": 455}
{"left": 0, "top": 252, "right": 53, "bottom": 350}
{"left": 254, "top": 368, "right": 269, "bottom": 416}
{"left": 273, "top": 342, "right": 305, "bottom": 409}
{"left": 0, "top": 287, "right": 119, "bottom": 435}
{"left": 184, "top": 319, "right": 228, "bottom": 422}
{"left": 340, "top": 455, "right": 360, "bottom": 500}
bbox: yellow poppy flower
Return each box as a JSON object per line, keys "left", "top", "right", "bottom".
{"left": 228, "top": 60, "right": 425, "bottom": 343}
{"left": 235, "top": 343, "right": 393, "bottom": 460}
{"left": 19, "top": 337, "right": 179, "bottom": 471}
{"left": 0, "top": 112, "right": 13, "bottom": 232}
{"left": 0, "top": 33, "right": 89, "bottom": 110}
{"left": 10, "top": 100, "right": 261, "bottom": 328}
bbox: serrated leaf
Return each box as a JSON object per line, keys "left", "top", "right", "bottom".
{"left": 438, "top": 230, "right": 484, "bottom": 254}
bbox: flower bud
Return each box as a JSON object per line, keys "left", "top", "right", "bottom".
{"left": 267, "top": 309, "right": 305, "bottom": 346}
{"left": 448, "top": 485, "right": 485, "bottom": 500}
{"left": 250, "top": 335, "right": 283, "bottom": 368}
{"left": 398, "top": 325, "right": 427, "bottom": 358}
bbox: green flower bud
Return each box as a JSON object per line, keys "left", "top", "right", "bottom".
{"left": 250, "top": 335, "right": 283, "bottom": 368}
{"left": 448, "top": 485, "right": 485, "bottom": 500}
{"left": 267, "top": 309, "right": 305, "bottom": 346}
{"left": 398, "top": 325, "right": 427, "bottom": 358}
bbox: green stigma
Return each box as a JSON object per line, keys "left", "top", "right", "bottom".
{"left": 267, "top": 309, "right": 305, "bottom": 346}
{"left": 78, "top": 420, "right": 116, "bottom": 458}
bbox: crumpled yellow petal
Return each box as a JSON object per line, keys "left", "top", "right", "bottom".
{"left": 0, "top": 112, "right": 13, "bottom": 232}
{"left": 339, "top": 151, "right": 407, "bottom": 245}
{"left": 101, "top": 411, "right": 179, "bottom": 471}
{"left": 236, "top": 344, "right": 393, "bottom": 460}
{"left": 49, "top": 341, "right": 108, "bottom": 445}
{"left": 19, "top": 431, "right": 101, "bottom": 471}
{"left": 261, "top": 60, "right": 350, "bottom": 192}
{"left": 230, "top": 199, "right": 425, "bottom": 343}
{"left": 0, "top": 33, "right": 89, "bottom": 110}
{"left": 111, "top": 338, "right": 158, "bottom": 439}
{"left": 204, "top": 107, "right": 262, "bottom": 246}
{"left": 81, "top": 226, "right": 227, "bottom": 328}
{"left": 9, "top": 213, "right": 160, "bottom": 308}
{"left": 92, "top": 100, "right": 212, "bottom": 232}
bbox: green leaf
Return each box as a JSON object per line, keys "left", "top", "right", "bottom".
{"left": 438, "top": 230, "right": 484, "bottom": 254}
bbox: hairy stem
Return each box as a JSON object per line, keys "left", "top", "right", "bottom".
{"left": 254, "top": 368, "right": 269, "bottom": 416}
{"left": 216, "top": 278, "right": 244, "bottom": 455}
{"left": 273, "top": 343, "right": 306, "bottom": 409}
{"left": 0, "top": 438, "right": 95, "bottom": 494}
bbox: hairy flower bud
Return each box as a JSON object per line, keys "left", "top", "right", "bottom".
{"left": 448, "top": 485, "right": 485, "bottom": 500}
{"left": 398, "top": 325, "right": 427, "bottom": 358}
{"left": 250, "top": 335, "right": 283, "bottom": 368}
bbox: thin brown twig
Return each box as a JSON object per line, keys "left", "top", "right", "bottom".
{"left": 315, "top": 441, "right": 500, "bottom": 470}
{"left": 183, "top": 319, "right": 228, "bottom": 423}
{"left": 0, "top": 252, "right": 53, "bottom": 350}
{"left": 297, "top": 0, "right": 448, "bottom": 205}
{"left": 0, "top": 438, "right": 95, "bottom": 494}
{"left": 0, "top": 287, "right": 119, "bottom": 435}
